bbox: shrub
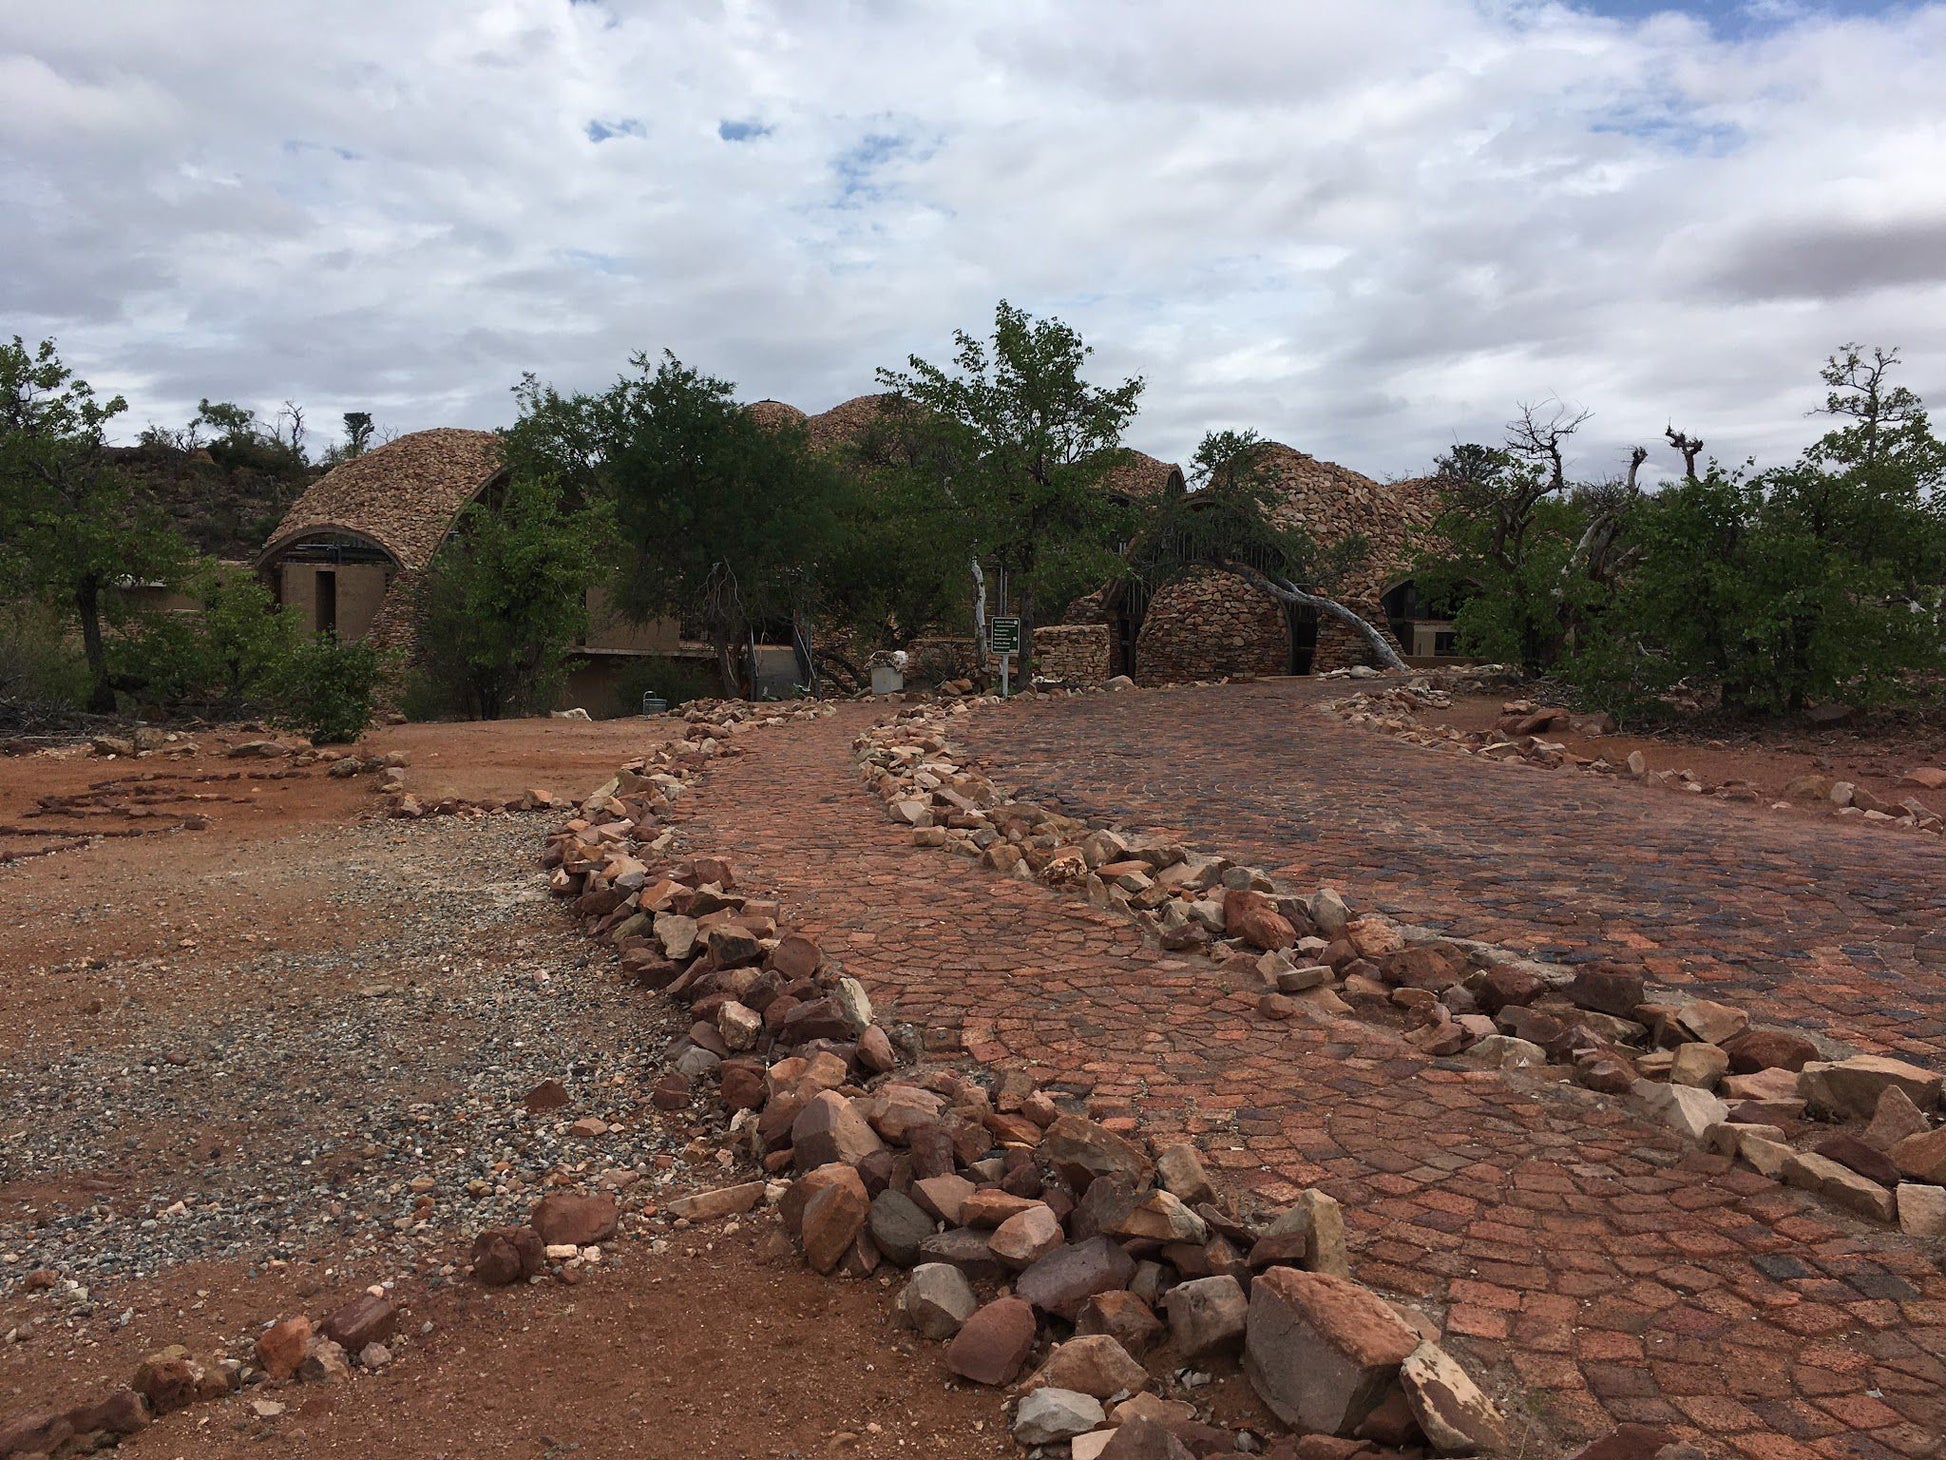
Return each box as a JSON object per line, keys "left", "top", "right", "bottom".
{"left": 605, "top": 655, "right": 719, "bottom": 717}
{"left": 267, "top": 634, "right": 382, "bottom": 743}
{"left": 0, "top": 600, "right": 90, "bottom": 707}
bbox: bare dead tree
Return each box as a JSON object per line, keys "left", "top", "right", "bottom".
{"left": 1562, "top": 445, "right": 1647, "bottom": 591}
{"left": 1666, "top": 427, "right": 1704, "bottom": 482}
{"left": 1223, "top": 562, "right": 1409, "bottom": 672}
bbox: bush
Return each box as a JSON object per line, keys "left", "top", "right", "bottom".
{"left": 267, "top": 634, "right": 382, "bottom": 743}
{"left": 605, "top": 655, "right": 719, "bottom": 717}
{"left": 0, "top": 600, "right": 90, "bottom": 706}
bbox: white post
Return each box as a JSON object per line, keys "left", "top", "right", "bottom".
{"left": 1000, "top": 653, "right": 1010, "bottom": 698}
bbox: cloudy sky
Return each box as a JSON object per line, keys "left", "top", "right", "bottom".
{"left": 5, "top": 0, "right": 1944, "bottom": 484}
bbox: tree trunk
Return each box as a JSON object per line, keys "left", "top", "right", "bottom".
{"left": 1017, "top": 582, "right": 1038, "bottom": 679}
{"left": 1224, "top": 563, "right": 1409, "bottom": 672}
{"left": 969, "top": 561, "right": 989, "bottom": 673}
{"left": 76, "top": 575, "right": 115, "bottom": 713}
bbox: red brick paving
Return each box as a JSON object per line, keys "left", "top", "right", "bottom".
{"left": 958, "top": 680, "right": 1946, "bottom": 1066}
{"left": 675, "top": 698, "right": 1945, "bottom": 1458}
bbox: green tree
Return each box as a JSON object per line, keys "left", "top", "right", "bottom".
{"left": 0, "top": 337, "right": 192, "bottom": 710}
{"left": 1588, "top": 349, "right": 1946, "bottom": 714}
{"left": 342, "top": 411, "right": 374, "bottom": 459}
{"left": 112, "top": 566, "right": 304, "bottom": 713}
{"left": 502, "top": 352, "right": 848, "bottom": 694}
{"left": 876, "top": 300, "right": 1145, "bottom": 666}
{"left": 415, "top": 474, "right": 607, "bottom": 718}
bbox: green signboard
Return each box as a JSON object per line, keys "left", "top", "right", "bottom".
{"left": 988, "top": 616, "right": 1021, "bottom": 655}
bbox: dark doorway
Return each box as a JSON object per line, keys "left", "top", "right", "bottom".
{"left": 316, "top": 569, "right": 338, "bottom": 636}
{"left": 1286, "top": 601, "right": 1318, "bottom": 674}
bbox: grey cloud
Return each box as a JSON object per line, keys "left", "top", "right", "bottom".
{"left": 1699, "top": 215, "right": 1946, "bottom": 302}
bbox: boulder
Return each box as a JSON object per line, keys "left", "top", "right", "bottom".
{"left": 868, "top": 1189, "right": 936, "bottom": 1266}
{"left": 1896, "top": 1182, "right": 1946, "bottom": 1238}
{"left": 791, "top": 1090, "right": 887, "bottom": 1171}
{"left": 1401, "top": 1340, "right": 1508, "bottom": 1454}
{"left": 1224, "top": 889, "right": 1297, "bottom": 951}
{"left": 1154, "top": 1144, "right": 1217, "bottom": 1205}
{"left": 1565, "top": 967, "right": 1645, "bottom": 1019}
{"left": 900, "top": 1263, "right": 979, "bottom": 1340}
{"left": 471, "top": 1226, "right": 544, "bottom": 1285}
{"left": 318, "top": 1294, "right": 397, "bottom": 1352}
{"left": 1075, "top": 1290, "right": 1166, "bottom": 1354}
{"left": 798, "top": 1163, "right": 871, "bottom": 1273}
{"left": 1022, "top": 1334, "right": 1152, "bottom": 1400}
{"left": 991, "top": 1204, "right": 1065, "bottom": 1269}
{"left": 1163, "top": 1274, "right": 1248, "bottom": 1359}
{"left": 1259, "top": 1188, "right": 1350, "bottom": 1277}
{"left": 1799, "top": 1056, "right": 1942, "bottom": 1119}
{"left": 1780, "top": 1150, "right": 1896, "bottom": 1223}
{"left": 1017, "top": 1237, "right": 1138, "bottom": 1320}
{"left": 1631, "top": 1080, "right": 1728, "bottom": 1141}
{"left": 1098, "top": 1416, "right": 1196, "bottom": 1460}
{"left": 1014, "top": 1388, "right": 1107, "bottom": 1445}
{"left": 1813, "top": 1134, "right": 1902, "bottom": 1189}
{"left": 1674, "top": 999, "right": 1748, "bottom": 1045}
{"left": 1721, "top": 1028, "right": 1819, "bottom": 1074}
{"left": 530, "top": 1193, "right": 618, "bottom": 1247}
{"left": 1669, "top": 1043, "right": 1729, "bottom": 1090}
{"left": 254, "top": 1315, "right": 314, "bottom": 1380}
{"left": 1244, "top": 1268, "right": 1418, "bottom": 1436}
{"left": 947, "top": 1297, "right": 1040, "bottom": 1385}
{"left": 131, "top": 1347, "right": 204, "bottom": 1415}
{"left": 1863, "top": 1086, "right": 1931, "bottom": 1152}
{"left": 1890, "top": 1125, "right": 1946, "bottom": 1183}
{"left": 1043, "top": 1115, "right": 1155, "bottom": 1191}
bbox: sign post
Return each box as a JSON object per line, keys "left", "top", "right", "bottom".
{"left": 988, "top": 616, "right": 1021, "bottom": 698}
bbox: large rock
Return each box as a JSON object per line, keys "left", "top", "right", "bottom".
{"left": 1075, "top": 1291, "right": 1165, "bottom": 1354}
{"left": 1669, "top": 1043, "right": 1729, "bottom": 1090}
{"left": 1243, "top": 1268, "right": 1418, "bottom": 1436}
{"left": 253, "top": 1315, "right": 314, "bottom": 1381}
{"left": 1154, "top": 1144, "right": 1216, "bottom": 1205}
{"left": 1259, "top": 1188, "right": 1350, "bottom": 1277}
{"left": 1163, "top": 1275, "right": 1247, "bottom": 1359}
{"left": 1722, "top": 1028, "right": 1819, "bottom": 1074}
{"left": 1017, "top": 1237, "right": 1138, "bottom": 1319}
{"left": 1780, "top": 1150, "right": 1896, "bottom": 1223}
{"left": 1104, "top": 1188, "right": 1207, "bottom": 1245}
{"left": 530, "top": 1192, "right": 618, "bottom": 1247}
{"left": 1896, "top": 1182, "right": 1946, "bottom": 1237}
{"left": 798, "top": 1163, "right": 871, "bottom": 1273}
{"left": 132, "top": 1347, "right": 205, "bottom": 1415}
{"left": 471, "top": 1225, "right": 544, "bottom": 1285}
{"left": 1023, "top": 1334, "right": 1151, "bottom": 1399}
{"left": 1224, "top": 889, "right": 1297, "bottom": 951}
{"left": 900, "top": 1262, "right": 979, "bottom": 1340}
{"left": 1890, "top": 1125, "right": 1946, "bottom": 1183}
{"left": 1674, "top": 999, "right": 1748, "bottom": 1045}
{"left": 1814, "top": 1134, "right": 1901, "bottom": 1189}
{"left": 947, "top": 1296, "right": 1039, "bottom": 1385}
{"left": 868, "top": 1189, "right": 936, "bottom": 1266}
{"left": 1631, "top": 1080, "right": 1728, "bottom": 1141}
{"left": 1013, "top": 1388, "right": 1106, "bottom": 1445}
{"left": 1798, "top": 1056, "right": 1942, "bottom": 1119}
{"left": 791, "top": 1090, "right": 887, "bottom": 1171}
{"left": 1565, "top": 967, "right": 1645, "bottom": 1019}
{"left": 1098, "top": 1417, "right": 1196, "bottom": 1460}
{"left": 1401, "top": 1340, "right": 1508, "bottom": 1455}
{"left": 990, "top": 1204, "right": 1065, "bottom": 1269}
{"left": 318, "top": 1294, "right": 397, "bottom": 1352}
{"left": 1043, "top": 1115, "right": 1155, "bottom": 1191}
{"left": 1863, "top": 1086, "right": 1931, "bottom": 1152}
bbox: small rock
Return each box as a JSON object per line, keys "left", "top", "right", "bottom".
{"left": 1013, "top": 1387, "right": 1107, "bottom": 1444}
{"left": 900, "top": 1263, "right": 979, "bottom": 1340}
{"left": 1863, "top": 1086, "right": 1931, "bottom": 1152}
{"left": 1401, "top": 1339, "right": 1508, "bottom": 1454}
{"left": 1896, "top": 1182, "right": 1946, "bottom": 1237}
{"left": 1163, "top": 1274, "right": 1247, "bottom": 1359}
{"left": 253, "top": 1315, "right": 313, "bottom": 1381}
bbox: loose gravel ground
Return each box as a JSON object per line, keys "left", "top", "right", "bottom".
{"left": 0, "top": 810, "right": 730, "bottom": 1297}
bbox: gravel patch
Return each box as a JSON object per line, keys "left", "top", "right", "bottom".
{"left": 0, "top": 811, "right": 731, "bottom": 1304}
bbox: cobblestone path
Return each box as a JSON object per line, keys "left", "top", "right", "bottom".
{"left": 676, "top": 703, "right": 1945, "bottom": 1459}
{"left": 961, "top": 681, "right": 1946, "bottom": 1068}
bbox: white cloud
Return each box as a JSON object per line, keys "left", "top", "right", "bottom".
{"left": 3, "top": 0, "right": 1944, "bottom": 486}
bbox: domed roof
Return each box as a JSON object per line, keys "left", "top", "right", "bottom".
{"left": 257, "top": 428, "right": 503, "bottom": 570}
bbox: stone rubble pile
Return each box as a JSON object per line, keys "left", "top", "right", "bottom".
{"left": 0, "top": 1290, "right": 404, "bottom": 1459}
{"left": 856, "top": 707, "right": 1946, "bottom": 1245}
{"left": 1326, "top": 689, "right": 1946, "bottom": 838}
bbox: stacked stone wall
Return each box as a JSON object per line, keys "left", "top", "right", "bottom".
{"left": 1135, "top": 568, "right": 1288, "bottom": 685}
{"left": 1032, "top": 624, "right": 1110, "bottom": 684}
